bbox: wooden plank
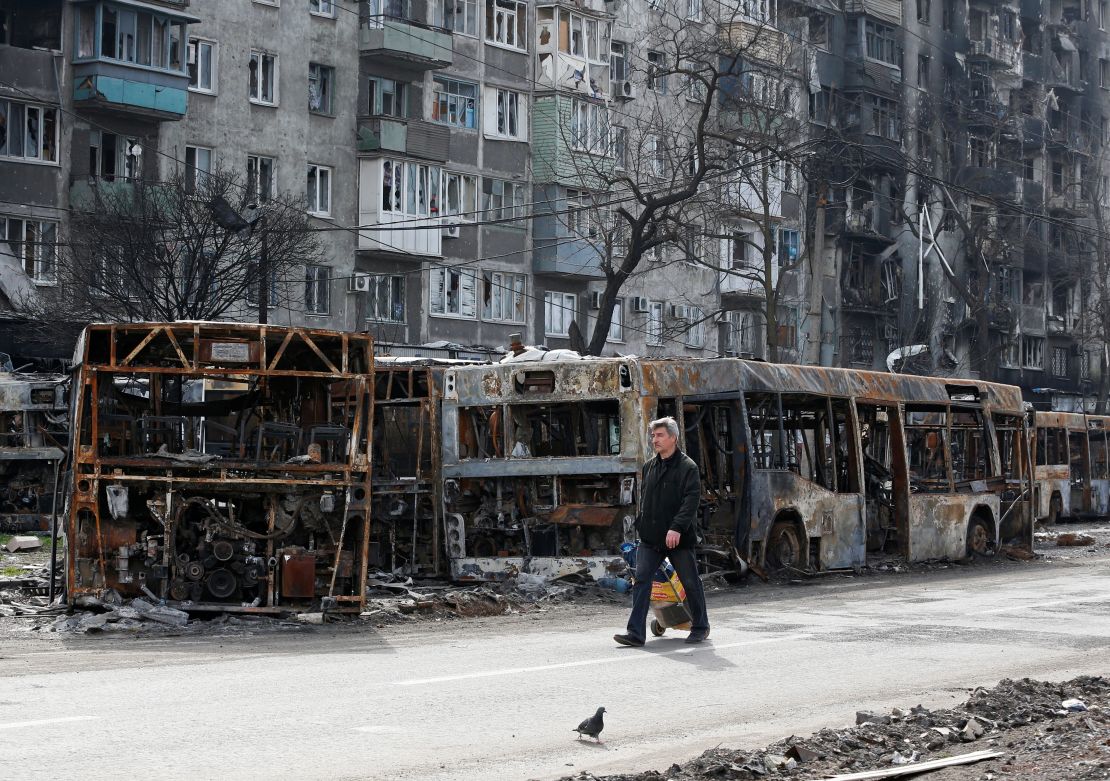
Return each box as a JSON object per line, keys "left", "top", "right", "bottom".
{"left": 266, "top": 330, "right": 295, "bottom": 371}
{"left": 813, "top": 750, "right": 1004, "bottom": 781}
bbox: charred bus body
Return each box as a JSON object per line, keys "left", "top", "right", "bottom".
{"left": 66, "top": 324, "right": 374, "bottom": 613}
{"left": 0, "top": 372, "right": 68, "bottom": 532}
{"left": 439, "top": 358, "right": 1034, "bottom": 581}
{"left": 1030, "top": 412, "right": 1110, "bottom": 522}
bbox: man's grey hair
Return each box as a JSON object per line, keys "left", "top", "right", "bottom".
{"left": 649, "top": 416, "right": 680, "bottom": 439}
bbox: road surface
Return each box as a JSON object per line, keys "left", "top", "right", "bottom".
{"left": 2, "top": 552, "right": 1109, "bottom": 781}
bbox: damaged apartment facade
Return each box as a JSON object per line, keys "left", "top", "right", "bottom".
{"left": 794, "top": 0, "right": 1110, "bottom": 405}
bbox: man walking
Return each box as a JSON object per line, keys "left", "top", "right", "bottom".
{"left": 614, "top": 417, "right": 710, "bottom": 646}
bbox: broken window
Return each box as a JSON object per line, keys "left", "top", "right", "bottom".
{"left": 1069, "top": 431, "right": 1089, "bottom": 482}
{"left": 905, "top": 408, "right": 950, "bottom": 491}
{"left": 745, "top": 393, "right": 858, "bottom": 493}
{"left": 949, "top": 409, "right": 989, "bottom": 484}
{"left": 1090, "top": 429, "right": 1109, "bottom": 480}
{"left": 993, "top": 414, "right": 1024, "bottom": 479}
{"left": 0, "top": 0, "right": 61, "bottom": 49}
{"left": 1037, "top": 426, "right": 1067, "bottom": 466}
{"left": 457, "top": 401, "right": 620, "bottom": 460}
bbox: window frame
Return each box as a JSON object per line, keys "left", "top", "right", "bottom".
{"left": 441, "top": 170, "right": 479, "bottom": 221}
{"left": 481, "top": 270, "right": 527, "bottom": 323}
{"left": 647, "top": 50, "right": 667, "bottom": 94}
{"left": 367, "top": 273, "right": 406, "bottom": 323}
{"left": 309, "top": 0, "right": 336, "bottom": 17}
{"left": 249, "top": 49, "right": 278, "bottom": 106}
{"left": 304, "top": 264, "right": 331, "bottom": 316}
{"left": 0, "top": 99, "right": 59, "bottom": 164}
{"left": 607, "top": 297, "right": 625, "bottom": 342}
{"left": 184, "top": 144, "right": 213, "bottom": 194}
{"left": 647, "top": 300, "right": 664, "bottom": 346}
{"left": 544, "top": 290, "right": 577, "bottom": 337}
{"left": 432, "top": 77, "right": 479, "bottom": 129}
{"left": 436, "top": 0, "right": 479, "bottom": 36}
{"left": 684, "top": 305, "right": 706, "bottom": 348}
{"left": 187, "top": 37, "right": 217, "bottom": 94}
{"left": 570, "top": 99, "right": 609, "bottom": 155}
{"left": 481, "top": 178, "right": 525, "bottom": 222}
{"left": 309, "top": 62, "right": 336, "bottom": 115}
{"left": 2, "top": 216, "right": 58, "bottom": 285}
{"left": 307, "top": 163, "right": 332, "bottom": 217}
{"left": 430, "top": 265, "right": 479, "bottom": 319}
{"left": 485, "top": 86, "right": 527, "bottom": 140}
{"left": 485, "top": 0, "right": 527, "bottom": 51}
{"left": 368, "top": 77, "right": 408, "bottom": 118}
{"left": 863, "top": 20, "right": 898, "bottom": 66}
{"left": 246, "top": 154, "right": 275, "bottom": 204}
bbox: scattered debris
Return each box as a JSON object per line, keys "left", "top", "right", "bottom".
{"left": 819, "top": 750, "right": 1003, "bottom": 780}
{"left": 1056, "top": 532, "right": 1096, "bottom": 547}
{"left": 1062, "top": 698, "right": 1088, "bottom": 712}
{"left": 553, "top": 676, "right": 1110, "bottom": 781}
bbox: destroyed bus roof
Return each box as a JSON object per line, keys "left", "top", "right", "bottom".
{"left": 72, "top": 322, "right": 373, "bottom": 374}
{"left": 445, "top": 356, "right": 1026, "bottom": 413}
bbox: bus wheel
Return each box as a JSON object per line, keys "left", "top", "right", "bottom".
{"left": 1048, "top": 494, "right": 1062, "bottom": 525}
{"left": 766, "top": 520, "right": 803, "bottom": 573}
{"left": 966, "top": 515, "right": 995, "bottom": 559}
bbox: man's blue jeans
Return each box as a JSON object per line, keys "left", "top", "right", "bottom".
{"left": 625, "top": 543, "right": 710, "bottom": 642}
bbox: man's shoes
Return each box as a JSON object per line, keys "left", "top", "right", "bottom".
{"left": 613, "top": 633, "right": 645, "bottom": 647}
{"left": 685, "top": 629, "right": 710, "bottom": 644}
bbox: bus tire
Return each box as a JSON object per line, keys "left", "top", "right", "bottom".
{"left": 966, "top": 513, "right": 996, "bottom": 560}
{"left": 766, "top": 518, "right": 804, "bottom": 573}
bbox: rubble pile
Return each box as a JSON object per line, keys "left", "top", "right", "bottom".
{"left": 558, "top": 676, "right": 1110, "bottom": 781}
{"left": 361, "top": 570, "right": 630, "bottom": 624}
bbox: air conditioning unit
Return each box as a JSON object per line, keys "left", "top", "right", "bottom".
{"left": 348, "top": 273, "right": 371, "bottom": 293}
{"left": 671, "top": 304, "right": 691, "bottom": 320}
{"left": 589, "top": 291, "right": 603, "bottom": 309}
{"left": 616, "top": 80, "right": 638, "bottom": 101}
{"left": 633, "top": 296, "right": 650, "bottom": 313}
{"left": 441, "top": 218, "right": 461, "bottom": 239}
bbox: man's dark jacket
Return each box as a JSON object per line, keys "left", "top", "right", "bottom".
{"left": 636, "top": 449, "right": 702, "bottom": 550}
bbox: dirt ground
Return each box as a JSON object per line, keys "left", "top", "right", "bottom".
{"left": 556, "top": 676, "right": 1110, "bottom": 781}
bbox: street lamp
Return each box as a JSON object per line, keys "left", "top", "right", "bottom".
{"left": 208, "top": 196, "right": 269, "bottom": 323}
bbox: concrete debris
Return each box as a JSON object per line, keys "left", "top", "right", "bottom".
{"left": 1056, "top": 533, "right": 1097, "bottom": 547}
{"left": 552, "top": 676, "right": 1110, "bottom": 781}
{"left": 961, "top": 717, "right": 986, "bottom": 741}
{"left": 3, "top": 535, "right": 42, "bottom": 552}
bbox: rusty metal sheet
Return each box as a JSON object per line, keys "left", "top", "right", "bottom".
{"left": 281, "top": 551, "right": 316, "bottom": 598}
{"left": 907, "top": 494, "right": 999, "bottom": 561}
{"left": 548, "top": 504, "right": 620, "bottom": 527}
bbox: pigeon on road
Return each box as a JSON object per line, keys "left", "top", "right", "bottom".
{"left": 573, "top": 707, "right": 606, "bottom": 742}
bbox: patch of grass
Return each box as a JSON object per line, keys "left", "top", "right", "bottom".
{"left": 0, "top": 534, "right": 11, "bottom": 548}
{"left": 1, "top": 566, "right": 24, "bottom": 577}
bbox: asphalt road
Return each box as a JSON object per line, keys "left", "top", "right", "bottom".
{"left": 2, "top": 551, "right": 1109, "bottom": 781}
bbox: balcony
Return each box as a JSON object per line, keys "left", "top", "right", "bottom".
{"left": 70, "top": 1, "right": 197, "bottom": 120}
{"left": 69, "top": 176, "right": 139, "bottom": 209}
{"left": 957, "top": 167, "right": 1018, "bottom": 199}
{"left": 359, "top": 18, "right": 452, "bottom": 73}
{"left": 73, "top": 61, "right": 189, "bottom": 119}
{"left": 532, "top": 240, "right": 605, "bottom": 278}
{"left": 1046, "top": 53, "right": 1083, "bottom": 94}
{"left": 967, "top": 38, "right": 1020, "bottom": 71}
{"left": 1046, "top": 191, "right": 1090, "bottom": 215}
{"left": 356, "top": 116, "right": 450, "bottom": 162}
{"left": 1021, "top": 303, "right": 1046, "bottom": 335}
{"left": 837, "top": 209, "right": 896, "bottom": 244}
{"left": 356, "top": 159, "right": 443, "bottom": 257}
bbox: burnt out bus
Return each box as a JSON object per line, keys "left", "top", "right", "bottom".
{"left": 438, "top": 357, "right": 1034, "bottom": 581}
{"left": 66, "top": 323, "right": 375, "bottom": 613}
{"left": 1030, "top": 412, "right": 1110, "bottom": 522}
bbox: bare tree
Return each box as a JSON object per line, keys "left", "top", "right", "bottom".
{"left": 543, "top": 1, "right": 812, "bottom": 358}
{"left": 21, "top": 165, "right": 322, "bottom": 325}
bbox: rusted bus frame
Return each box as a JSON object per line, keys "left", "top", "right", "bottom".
{"left": 441, "top": 358, "right": 643, "bottom": 582}
{"left": 441, "top": 357, "right": 1033, "bottom": 580}
{"left": 371, "top": 360, "right": 445, "bottom": 575}
{"left": 1029, "top": 410, "right": 1110, "bottom": 522}
{"left": 67, "top": 323, "right": 375, "bottom": 613}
